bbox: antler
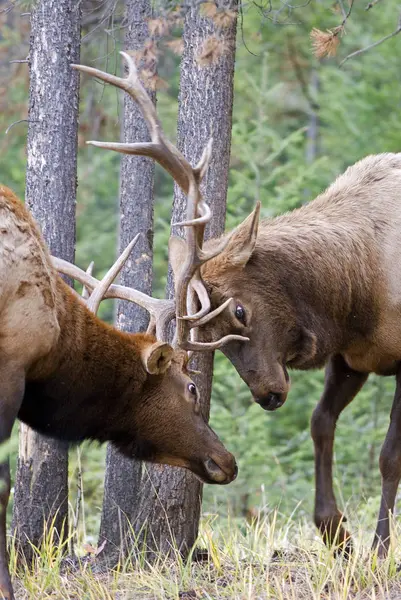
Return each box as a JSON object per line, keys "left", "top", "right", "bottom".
{"left": 71, "top": 52, "right": 197, "bottom": 195}
{"left": 72, "top": 52, "right": 249, "bottom": 351}
{"left": 172, "top": 178, "right": 249, "bottom": 351}
{"left": 51, "top": 235, "right": 175, "bottom": 340}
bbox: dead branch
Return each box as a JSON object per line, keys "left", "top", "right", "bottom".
{"left": 365, "top": 0, "right": 383, "bottom": 10}
{"left": 339, "top": 10, "right": 401, "bottom": 67}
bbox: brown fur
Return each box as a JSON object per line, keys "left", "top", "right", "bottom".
{"left": 0, "top": 185, "right": 237, "bottom": 600}
{"left": 170, "top": 153, "right": 401, "bottom": 556}
{"left": 0, "top": 184, "right": 237, "bottom": 479}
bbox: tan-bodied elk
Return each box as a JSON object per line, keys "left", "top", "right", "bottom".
{"left": 0, "top": 54, "right": 247, "bottom": 600}
{"left": 84, "top": 55, "right": 401, "bottom": 557}
{"left": 174, "top": 152, "right": 401, "bottom": 558}
{"left": 75, "top": 52, "right": 401, "bottom": 559}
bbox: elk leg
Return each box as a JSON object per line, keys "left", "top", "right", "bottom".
{"left": 372, "top": 368, "right": 401, "bottom": 558}
{"left": 0, "top": 364, "right": 25, "bottom": 600}
{"left": 311, "top": 355, "right": 368, "bottom": 552}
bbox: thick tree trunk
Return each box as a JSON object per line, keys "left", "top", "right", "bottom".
{"left": 98, "top": 0, "right": 155, "bottom": 558}
{"left": 12, "top": 0, "right": 81, "bottom": 560}
{"left": 127, "top": 3, "right": 238, "bottom": 557}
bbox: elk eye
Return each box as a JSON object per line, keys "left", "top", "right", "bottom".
{"left": 234, "top": 304, "right": 246, "bottom": 325}
{"left": 188, "top": 383, "right": 197, "bottom": 396}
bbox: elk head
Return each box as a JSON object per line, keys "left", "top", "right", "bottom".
{"left": 169, "top": 205, "right": 319, "bottom": 412}
{"left": 71, "top": 52, "right": 298, "bottom": 414}
{"left": 54, "top": 239, "right": 237, "bottom": 484}
{"left": 52, "top": 53, "right": 244, "bottom": 484}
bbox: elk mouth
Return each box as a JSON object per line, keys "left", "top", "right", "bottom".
{"left": 200, "top": 456, "right": 238, "bottom": 485}
{"left": 255, "top": 391, "right": 287, "bottom": 411}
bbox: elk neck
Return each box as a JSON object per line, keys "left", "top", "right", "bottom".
{"left": 252, "top": 200, "right": 381, "bottom": 367}
{"left": 19, "top": 278, "right": 150, "bottom": 446}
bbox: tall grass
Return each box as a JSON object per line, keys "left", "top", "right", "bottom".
{"left": 8, "top": 504, "right": 401, "bottom": 599}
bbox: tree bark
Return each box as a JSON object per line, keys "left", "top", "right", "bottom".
{"left": 12, "top": 0, "right": 81, "bottom": 560}
{"left": 306, "top": 69, "right": 319, "bottom": 165}
{"left": 127, "top": 3, "right": 238, "bottom": 557}
{"left": 98, "top": 0, "right": 155, "bottom": 558}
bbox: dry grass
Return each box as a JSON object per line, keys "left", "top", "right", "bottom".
{"left": 8, "top": 509, "right": 401, "bottom": 599}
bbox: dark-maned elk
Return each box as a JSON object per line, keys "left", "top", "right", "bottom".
{"left": 0, "top": 57, "right": 244, "bottom": 600}
{"left": 170, "top": 153, "right": 401, "bottom": 558}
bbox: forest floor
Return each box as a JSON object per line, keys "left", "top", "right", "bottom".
{"left": 10, "top": 513, "right": 401, "bottom": 599}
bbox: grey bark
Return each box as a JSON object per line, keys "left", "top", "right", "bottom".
{"left": 125, "top": 4, "right": 238, "bottom": 557}
{"left": 306, "top": 69, "right": 319, "bottom": 165}
{"left": 12, "top": 0, "right": 81, "bottom": 560}
{"left": 98, "top": 0, "right": 155, "bottom": 558}
{"left": 303, "top": 68, "right": 319, "bottom": 203}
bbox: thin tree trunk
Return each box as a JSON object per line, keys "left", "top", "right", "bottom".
{"left": 306, "top": 69, "right": 319, "bottom": 165}
{"left": 98, "top": 0, "right": 155, "bottom": 558}
{"left": 303, "top": 68, "right": 319, "bottom": 202}
{"left": 128, "top": 3, "right": 238, "bottom": 557}
{"left": 12, "top": 0, "right": 81, "bottom": 560}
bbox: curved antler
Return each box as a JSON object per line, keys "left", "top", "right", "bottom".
{"left": 172, "top": 178, "right": 249, "bottom": 351}
{"left": 51, "top": 235, "right": 175, "bottom": 340}
{"left": 72, "top": 53, "right": 249, "bottom": 351}
{"left": 71, "top": 52, "right": 196, "bottom": 195}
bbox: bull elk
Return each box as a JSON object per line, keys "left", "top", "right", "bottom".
{"left": 171, "top": 152, "right": 401, "bottom": 557}
{"left": 72, "top": 53, "right": 401, "bottom": 558}
{"left": 0, "top": 53, "right": 246, "bottom": 600}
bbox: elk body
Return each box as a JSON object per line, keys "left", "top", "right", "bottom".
{"left": 0, "top": 183, "right": 237, "bottom": 600}
{"left": 169, "top": 152, "right": 401, "bottom": 556}
{"left": 0, "top": 50, "right": 249, "bottom": 600}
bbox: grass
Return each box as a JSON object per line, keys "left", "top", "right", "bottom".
{"left": 8, "top": 506, "right": 401, "bottom": 600}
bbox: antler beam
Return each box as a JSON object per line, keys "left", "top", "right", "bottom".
{"left": 71, "top": 53, "right": 249, "bottom": 352}
{"left": 51, "top": 235, "right": 175, "bottom": 340}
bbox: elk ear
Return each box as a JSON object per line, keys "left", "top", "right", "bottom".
{"left": 169, "top": 236, "right": 186, "bottom": 284}
{"left": 141, "top": 342, "right": 174, "bottom": 375}
{"left": 224, "top": 201, "right": 260, "bottom": 269}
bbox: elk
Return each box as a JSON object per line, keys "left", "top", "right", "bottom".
{"left": 71, "top": 52, "right": 401, "bottom": 558}
{"left": 170, "top": 152, "right": 401, "bottom": 558}
{"left": 0, "top": 54, "right": 246, "bottom": 600}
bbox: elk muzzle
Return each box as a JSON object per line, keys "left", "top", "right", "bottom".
{"left": 201, "top": 452, "right": 238, "bottom": 484}
{"left": 254, "top": 390, "right": 288, "bottom": 411}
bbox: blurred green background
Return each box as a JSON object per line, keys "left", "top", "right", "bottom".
{"left": 1, "top": 1, "right": 400, "bottom": 543}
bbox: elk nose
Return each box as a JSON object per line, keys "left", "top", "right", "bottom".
{"left": 256, "top": 392, "right": 286, "bottom": 411}
{"left": 204, "top": 454, "right": 238, "bottom": 484}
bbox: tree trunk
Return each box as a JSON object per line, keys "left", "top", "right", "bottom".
{"left": 306, "top": 69, "right": 319, "bottom": 165}
{"left": 98, "top": 0, "right": 155, "bottom": 559}
{"left": 12, "top": 0, "right": 81, "bottom": 560}
{"left": 127, "top": 3, "right": 238, "bottom": 557}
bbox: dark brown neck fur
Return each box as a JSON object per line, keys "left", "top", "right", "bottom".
{"left": 19, "top": 279, "right": 150, "bottom": 449}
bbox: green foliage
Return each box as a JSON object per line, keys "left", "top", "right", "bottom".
{"left": 2, "top": 0, "right": 401, "bottom": 544}
{"left": 203, "top": 0, "right": 401, "bottom": 523}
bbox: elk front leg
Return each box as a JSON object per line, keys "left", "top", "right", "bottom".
{"left": 311, "top": 355, "right": 368, "bottom": 553}
{"left": 0, "top": 364, "right": 25, "bottom": 600}
{"left": 372, "top": 368, "right": 401, "bottom": 558}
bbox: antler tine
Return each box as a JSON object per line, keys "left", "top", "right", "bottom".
{"left": 194, "top": 137, "right": 213, "bottom": 183}
{"left": 82, "top": 262, "right": 94, "bottom": 300}
{"left": 85, "top": 233, "right": 140, "bottom": 313}
{"left": 181, "top": 334, "right": 250, "bottom": 352}
{"left": 173, "top": 179, "right": 249, "bottom": 350}
{"left": 51, "top": 238, "right": 176, "bottom": 337}
{"left": 72, "top": 53, "right": 159, "bottom": 140}
{"left": 173, "top": 178, "right": 206, "bottom": 347}
{"left": 171, "top": 168, "right": 251, "bottom": 351}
